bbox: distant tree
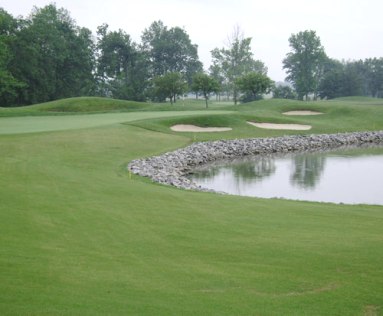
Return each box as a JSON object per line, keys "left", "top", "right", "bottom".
{"left": 191, "top": 72, "right": 220, "bottom": 108}
{"left": 272, "top": 85, "right": 297, "bottom": 99}
{"left": 319, "top": 59, "right": 347, "bottom": 99}
{"left": 141, "top": 20, "right": 202, "bottom": 86}
{"left": 210, "top": 26, "right": 267, "bottom": 105}
{"left": 153, "top": 72, "right": 187, "bottom": 104}
{"left": 318, "top": 59, "right": 368, "bottom": 99}
{"left": 283, "top": 30, "right": 327, "bottom": 100}
{"left": 96, "top": 24, "right": 148, "bottom": 101}
{"left": 209, "top": 63, "right": 225, "bottom": 101}
{"left": 364, "top": 58, "right": 383, "bottom": 98}
{"left": 236, "top": 72, "right": 273, "bottom": 103}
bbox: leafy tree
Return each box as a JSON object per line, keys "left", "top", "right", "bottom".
{"left": 209, "top": 63, "right": 225, "bottom": 101}
{"left": 0, "top": 9, "right": 25, "bottom": 106}
{"left": 364, "top": 58, "right": 383, "bottom": 97}
{"left": 7, "top": 4, "right": 95, "bottom": 105}
{"left": 318, "top": 59, "right": 345, "bottom": 99}
{"left": 318, "top": 59, "right": 373, "bottom": 99}
{"left": 236, "top": 72, "right": 273, "bottom": 103}
{"left": 210, "top": 26, "right": 267, "bottom": 105}
{"left": 283, "top": 30, "right": 326, "bottom": 100}
{"left": 96, "top": 24, "right": 148, "bottom": 101}
{"left": 191, "top": 72, "right": 220, "bottom": 108}
{"left": 272, "top": 84, "right": 297, "bottom": 99}
{"left": 345, "top": 60, "right": 368, "bottom": 96}
{"left": 141, "top": 20, "right": 202, "bottom": 86}
{"left": 153, "top": 72, "right": 187, "bottom": 104}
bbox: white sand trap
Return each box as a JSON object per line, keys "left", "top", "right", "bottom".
{"left": 247, "top": 121, "right": 312, "bottom": 130}
{"left": 171, "top": 124, "right": 232, "bottom": 132}
{"left": 283, "top": 110, "right": 323, "bottom": 116}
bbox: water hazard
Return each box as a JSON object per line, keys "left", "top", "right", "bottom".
{"left": 189, "top": 146, "right": 383, "bottom": 205}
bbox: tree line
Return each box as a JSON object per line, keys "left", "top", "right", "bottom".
{"left": 0, "top": 5, "right": 271, "bottom": 107}
{"left": 281, "top": 30, "right": 383, "bottom": 100}
{"left": 0, "top": 5, "right": 382, "bottom": 107}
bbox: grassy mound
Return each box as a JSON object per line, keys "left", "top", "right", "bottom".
{"left": 34, "top": 97, "right": 148, "bottom": 112}
{"left": 0, "top": 97, "right": 149, "bottom": 116}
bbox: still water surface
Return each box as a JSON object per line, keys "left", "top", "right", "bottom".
{"left": 190, "top": 146, "right": 383, "bottom": 205}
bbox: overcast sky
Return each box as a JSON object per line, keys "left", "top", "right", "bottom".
{"left": 2, "top": 0, "right": 382, "bottom": 81}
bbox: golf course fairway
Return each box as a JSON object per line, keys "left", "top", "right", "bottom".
{"left": 1, "top": 98, "right": 382, "bottom": 315}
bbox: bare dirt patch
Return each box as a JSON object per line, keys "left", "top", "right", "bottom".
{"left": 247, "top": 121, "right": 312, "bottom": 130}
{"left": 283, "top": 110, "right": 323, "bottom": 116}
{"left": 364, "top": 305, "right": 380, "bottom": 316}
{"left": 171, "top": 124, "right": 232, "bottom": 132}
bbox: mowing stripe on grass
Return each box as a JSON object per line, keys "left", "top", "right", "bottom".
{"left": 0, "top": 111, "right": 233, "bottom": 135}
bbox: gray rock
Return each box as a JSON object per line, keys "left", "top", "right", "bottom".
{"left": 128, "top": 131, "right": 383, "bottom": 192}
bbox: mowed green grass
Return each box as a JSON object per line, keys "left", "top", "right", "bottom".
{"left": 1, "top": 98, "right": 383, "bottom": 315}
{"left": 127, "top": 96, "right": 383, "bottom": 140}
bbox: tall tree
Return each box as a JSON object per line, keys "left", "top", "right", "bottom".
{"left": 318, "top": 59, "right": 382, "bottom": 99}
{"left": 364, "top": 58, "right": 383, "bottom": 98}
{"left": 210, "top": 26, "right": 267, "bottom": 105}
{"left": 283, "top": 30, "right": 326, "bottom": 100}
{"left": 141, "top": 20, "right": 202, "bottom": 86}
{"left": 0, "top": 9, "right": 25, "bottom": 106}
{"left": 96, "top": 24, "right": 148, "bottom": 101}
{"left": 8, "top": 4, "right": 95, "bottom": 105}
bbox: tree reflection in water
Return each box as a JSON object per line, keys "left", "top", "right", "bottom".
{"left": 189, "top": 146, "right": 383, "bottom": 205}
{"left": 189, "top": 166, "right": 220, "bottom": 180}
{"left": 232, "top": 156, "right": 276, "bottom": 183}
{"left": 290, "top": 153, "right": 326, "bottom": 189}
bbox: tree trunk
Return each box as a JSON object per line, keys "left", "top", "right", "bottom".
{"left": 234, "top": 89, "right": 238, "bottom": 105}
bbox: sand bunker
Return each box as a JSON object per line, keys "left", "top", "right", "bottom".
{"left": 171, "top": 124, "right": 232, "bottom": 132}
{"left": 247, "top": 121, "right": 312, "bottom": 130}
{"left": 283, "top": 110, "right": 323, "bottom": 116}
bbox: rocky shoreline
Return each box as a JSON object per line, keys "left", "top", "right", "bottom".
{"left": 128, "top": 131, "right": 383, "bottom": 192}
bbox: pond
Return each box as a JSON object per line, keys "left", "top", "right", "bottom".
{"left": 189, "top": 146, "right": 383, "bottom": 205}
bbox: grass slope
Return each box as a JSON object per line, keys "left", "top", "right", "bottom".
{"left": 0, "top": 97, "right": 149, "bottom": 115}
{"left": 0, "top": 97, "right": 232, "bottom": 117}
{"left": 129, "top": 98, "right": 383, "bottom": 141}
{"left": 1, "top": 98, "right": 383, "bottom": 315}
{"left": 0, "top": 110, "right": 232, "bottom": 135}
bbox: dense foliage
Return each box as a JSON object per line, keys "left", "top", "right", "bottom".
{"left": 0, "top": 5, "right": 382, "bottom": 106}
{"left": 0, "top": 5, "right": 202, "bottom": 106}
{"left": 236, "top": 72, "right": 273, "bottom": 102}
{"left": 1, "top": 6, "right": 95, "bottom": 106}
{"left": 319, "top": 58, "right": 383, "bottom": 99}
{"left": 283, "top": 30, "right": 326, "bottom": 100}
{"left": 153, "top": 72, "right": 187, "bottom": 104}
{"left": 272, "top": 84, "right": 297, "bottom": 99}
{"left": 283, "top": 30, "right": 383, "bottom": 100}
{"left": 191, "top": 72, "right": 220, "bottom": 108}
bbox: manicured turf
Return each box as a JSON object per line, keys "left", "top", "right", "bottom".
{"left": 1, "top": 97, "right": 383, "bottom": 315}
{"left": 0, "top": 111, "right": 232, "bottom": 135}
